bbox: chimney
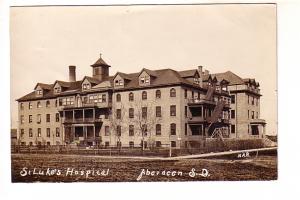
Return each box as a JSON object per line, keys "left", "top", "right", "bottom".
{"left": 198, "top": 66, "right": 203, "bottom": 75}
{"left": 69, "top": 65, "right": 76, "bottom": 82}
{"left": 204, "top": 69, "right": 209, "bottom": 76}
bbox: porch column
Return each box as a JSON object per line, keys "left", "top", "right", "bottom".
{"left": 84, "top": 126, "right": 87, "bottom": 138}
{"left": 73, "top": 110, "right": 75, "bottom": 122}
{"left": 93, "top": 125, "right": 96, "bottom": 138}
{"left": 93, "top": 108, "right": 95, "bottom": 120}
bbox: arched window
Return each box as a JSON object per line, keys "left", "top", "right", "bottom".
{"left": 155, "top": 90, "right": 161, "bottom": 99}
{"left": 37, "top": 101, "right": 42, "bottom": 108}
{"left": 46, "top": 100, "right": 50, "bottom": 108}
{"left": 55, "top": 100, "right": 58, "bottom": 107}
{"left": 129, "top": 92, "right": 134, "bottom": 101}
{"left": 170, "top": 88, "right": 176, "bottom": 97}
{"left": 116, "top": 94, "right": 121, "bottom": 102}
{"left": 142, "top": 91, "right": 147, "bottom": 100}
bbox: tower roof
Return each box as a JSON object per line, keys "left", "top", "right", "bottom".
{"left": 91, "top": 54, "right": 111, "bottom": 67}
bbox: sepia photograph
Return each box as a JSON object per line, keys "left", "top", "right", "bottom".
{"left": 9, "top": 3, "right": 277, "bottom": 183}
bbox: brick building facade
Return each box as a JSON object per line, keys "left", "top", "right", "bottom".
{"left": 16, "top": 55, "right": 265, "bottom": 148}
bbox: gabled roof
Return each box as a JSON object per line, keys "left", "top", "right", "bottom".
{"left": 178, "top": 69, "right": 199, "bottom": 78}
{"left": 91, "top": 56, "right": 110, "bottom": 67}
{"left": 113, "top": 72, "right": 133, "bottom": 81}
{"left": 82, "top": 76, "right": 101, "bottom": 85}
{"left": 54, "top": 80, "right": 71, "bottom": 88}
{"left": 34, "top": 83, "right": 53, "bottom": 90}
{"left": 210, "top": 71, "right": 245, "bottom": 85}
{"left": 138, "top": 68, "right": 158, "bottom": 77}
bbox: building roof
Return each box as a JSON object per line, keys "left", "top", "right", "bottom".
{"left": 91, "top": 56, "right": 110, "bottom": 67}
{"left": 34, "top": 83, "right": 53, "bottom": 90}
{"left": 17, "top": 67, "right": 223, "bottom": 102}
{"left": 83, "top": 76, "right": 101, "bottom": 84}
{"left": 205, "top": 71, "right": 245, "bottom": 85}
{"left": 178, "top": 69, "right": 198, "bottom": 78}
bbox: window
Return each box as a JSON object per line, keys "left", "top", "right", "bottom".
{"left": 192, "top": 91, "right": 194, "bottom": 99}
{"left": 170, "top": 105, "right": 176, "bottom": 116}
{"left": 170, "top": 123, "right": 176, "bottom": 135}
{"left": 116, "top": 109, "right": 121, "bottom": 119}
{"left": 171, "top": 141, "right": 176, "bottom": 147}
{"left": 129, "top": 108, "right": 134, "bottom": 118}
{"left": 256, "top": 98, "right": 259, "bottom": 106}
{"left": 116, "top": 94, "right": 121, "bottom": 102}
{"left": 37, "top": 114, "right": 41, "bottom": 124}
{"left": 20, "top": 129, "right": 24, "bottom": 138}
{"left": 105, "top": 126, "right": 110, "bottom": 136}
{"left": 46, "top": 100, "right": 50, "bottom": 107}
{"left": 185, "top": 123, "right": 188, "bottom": 135}
{"left": 231, "top": 125, "right": 235, "bottom": 134}
{"left": 20, "top": 103, "right": 24, "bottom": 110}
{"left": 55, "top": 113, "right": 59, "bottom": 122}
{"left": 29, "top": 115, "right": 33, "bottom": 123}
{"left": 54, "top": 87, "right": 61, "bottom": 93}
{"left": 29, "top": 102, "right": 33, "bottom": 109}
{"left": 170, "top": 88, "right": 176, "bottom": 97}
{"left": 117, "top": 125, "right": 121, "bottom": 136}
{"left": 184, "top": 89, "right": 187, "bottom": 99}
{"left": 20, "top": 115, "right": 24, "bottom": 124}
{"left": 156, "top": 124, "right": 161, "bottom": 135}
{"left": 36, "top": 101, "right": 42, "bottom": 108}
{"left": 129, "top": 141, "right": 134, "bottom": 148}
{"left": 231, "top": 95, "right": 235, "bottom": 104}
{"left": 251, "top": 111, "right": 255, "bottom": 119}
{"left": 102, "top": 94, "right": 106, "bottom": 102}
{"left": 155, "top": 90, "right": 161, "bottom": 99}
{"left": 82, "top": 83, "right": 91, "bottom": 90}
{"left": 56, "top": 128, "right": 60, "bottom": 137}
{"left": 248, "top": 124, "right": 250, "bottom": 134}
{"left": 142, "top": 124, "right": 147, "bottom": 136}
{"left": 197, "top": 92, "right": 200, "bottom": 100}
{"left": 55, "top": 100, "right": 58, "bottom": 107}
{"left": 46, "top": 114, "right": 50, "bottom": 122}
{"left": 231, "top": 110, "right": 235, "bottom": 119}
{"left": 46, "top": 128, "right": 50, "bottom": 137}
{"left": 37, "top": 128, "right": 41, "bottom": 137}
{"left": 142, "top": 91, "right": 147, "bottom": 100}
{"left": 105, "top": 141, "right": 110, "bottom": 147}
{"left": 29, "top": 128, "right": 33, "bottom": 137}
{"left": 156, "top": 141, "right": 162, "bottom": 147}
{"left": 194, "top": 77, "right": 199, "bottom": 84}
{"left": 248, "top": 110, "right": 250, "bottom": 119}
{"left": 140, "top": 76, "right": 150, "bottom": 85}
{"left": 129, "top": 125, "right": 134, "bottom": 136}
{"left": 185, "top": 106, "right": 187, "bottom": 117}
{"left": 60, "top": 97, "right": 74, "bottom": 106}
{"left": 156, "top": 106, "right": 161, "bottom": 117}
{"left": 252, "top": 97, "right": 255, "bottom": 105}
{"left": 129, "top": 92, "right": 134, "bottom": 101}
{"left": 115, "top": 79, "right": 124, "bottom": 86}
{"left": 142, "top": 107, "right": 147, "bottom": 118}
{"left": 36, "top": 90, "right": 42, "bottom": 95}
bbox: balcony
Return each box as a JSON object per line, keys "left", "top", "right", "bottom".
{"left": 62, "top": 117, "right": 103, "bottom": 124}
{"left": 59, "top": 101, "right": 112, "bottom": 110}
{"left": 250, "top": 119, "right": 266, "bottom": 125}
{"left": 187, "top": 116, "right": 206, "bottom": 124}
{"left": 187, "top": 98, "right": 217, "bottom": 106}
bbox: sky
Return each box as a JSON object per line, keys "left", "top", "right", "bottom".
{"left": 10, "top": 4, "right": 277, "bottom": 134}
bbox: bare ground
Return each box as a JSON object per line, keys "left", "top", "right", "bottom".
{"left": 11, "top": 154, "right": 277, "bottom": 182}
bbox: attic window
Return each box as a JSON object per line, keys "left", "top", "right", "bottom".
{"left": 36, "top": 89, "right": 42, "bottom": 95}
{"left": 222, "top": 85, "right": 227, "bottom": 91}
{"left": 115, "top": 79, "right": 124, "bottom": 86}
{"left": 54, "top": 87, "right": 61, "bottom": 94}
{"left": 140, "top": 76, "right": 150, "bottom": 85}
{"left": 82, "top": 83, "right": 91, "bottom": 90}
{"left": 194, "top": 78, "right": 199, "bottom": 84}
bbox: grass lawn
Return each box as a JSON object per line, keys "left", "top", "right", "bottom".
{"left": 11, "top": 153, "right": 277, "bottom": 182}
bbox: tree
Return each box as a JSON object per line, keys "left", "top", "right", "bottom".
{"left": 131, "top": 101, "right": 162, "bottom": 151}
{"left": 108, "top": 102, "right": 127, "bottom": 149}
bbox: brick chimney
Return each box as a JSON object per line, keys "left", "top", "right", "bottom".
{"left": 69, "top": 65, "right": 76, "bottom": 82}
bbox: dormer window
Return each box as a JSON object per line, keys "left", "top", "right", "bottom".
{"left": 194, "top": 77, "right": 199, "bottom": 84}
{"left": 115, "top": 79, "right": 124, "bottom": 86}
{"left": 82, "top": 83, "right": 91, "bottom": 91}
{"left": 139, "top": 76, "right": 150, "bottom": 85}
{"left": 222, "top": 85, "right": 227, "bottom": 91}
{"left": 54, "top": 87, "right": 61, "bottom": 94}
{"left": 36, "top": 89, "right": 42, "bottom": 96}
